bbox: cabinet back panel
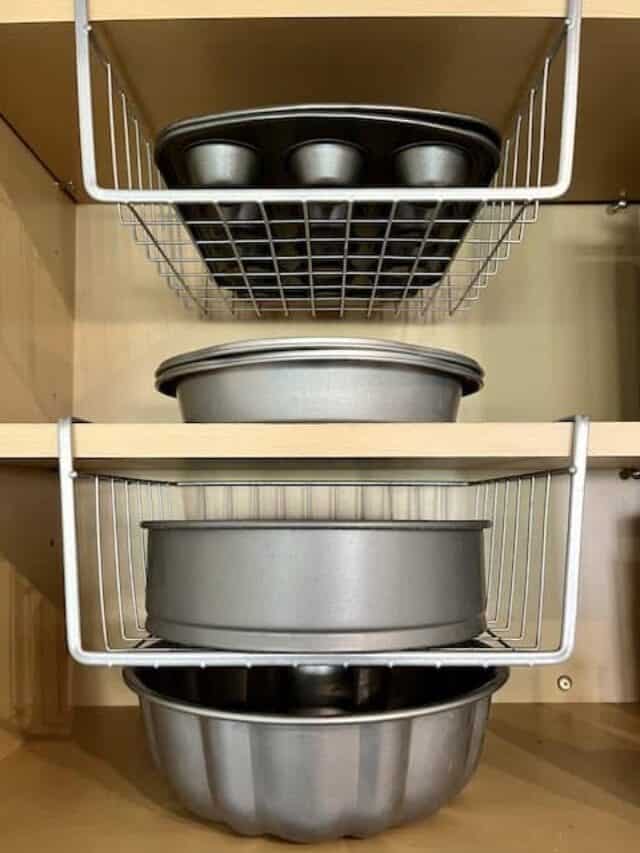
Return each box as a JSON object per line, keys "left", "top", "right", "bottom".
{"left": 74, "top": 203, "right": 640, "bottom": 424}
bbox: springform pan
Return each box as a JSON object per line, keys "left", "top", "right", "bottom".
{"left": 143, "top": 520, "right": 489, "bottom": 651}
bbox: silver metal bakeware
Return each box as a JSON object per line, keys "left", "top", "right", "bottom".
{"left": 155, "top": 340, "right": 484, "bottom": 423}
{"left": 287, "top": 139, "right": 366, "bottom": 187}
{"left": 154, "top": 108, "right": 500, "bottom": 301}
{"left": 394, "top": 142, "right": 470, "bottom": 188}
{"left": 123, "top": 662, "right": 508, "bottom": 841}
{"left": 185, "top": 141, "right": 260, "bottom": 188}
{"left": 143, "top": 520, "right": 489, "bottom": 651}
{"left": 155, "top": 335, "right": 483, "bottom": 373}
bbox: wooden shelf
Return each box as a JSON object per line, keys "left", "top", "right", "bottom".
{"left": 2, "top": 1, "right": 638, "bottom": 25}
{"left": 74, "top": 421, "right": 581, "bottom": 462}
{"left": 1, "top": 422, "right": 639, "bottom": 463}
{"left": 0, "top": 424, "right": 58, "bottom": 461}
{"left": 1, "top": 704, "right": 638, "bottom": 851}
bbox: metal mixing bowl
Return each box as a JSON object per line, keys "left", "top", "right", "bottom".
{"left": 143, "top": 520, "right": 490, "bottom": 652}
{"left": 124, "top": 663, "right": 508, "bottom": 842}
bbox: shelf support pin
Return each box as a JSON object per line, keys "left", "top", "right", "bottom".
{"left": 606, "top": 192, "right": 628, "bottom": 215}
{"left": 557, "top": 675, "right": 573, "bottom": 692}
{"left": 619, "top": 468, "right": 640, "bottom": 481}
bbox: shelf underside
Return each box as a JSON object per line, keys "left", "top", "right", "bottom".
{"left": 1, "top": 703, "right": 638, "bottom": 852}
{"left": 2, "top": 18, "right": 640, "bottom": 204}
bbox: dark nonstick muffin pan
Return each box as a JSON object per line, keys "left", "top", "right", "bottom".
{"left": 155, "top": 106, "right": 501, "bottom": 303}
{"left": 158, "top": 101, "right": 502, "bottom": 147}
{"left": 142, "top": 519, "right": 489, "bottom": 651}
{"left": 155, "top": 108, "right": 500, "bottom": 188}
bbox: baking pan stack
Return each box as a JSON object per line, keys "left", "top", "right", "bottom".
{"left": 154, "top": 336, "right": 484, "bottom": 422}
{"left": 124, "top": 337, "right": 508, "bottom": 842}
{"left": 154, "top": 105, "right": 501, "bottom": 303}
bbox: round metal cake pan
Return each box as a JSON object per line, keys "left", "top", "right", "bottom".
{"left": 155, "top": 346, "right": 484, "bottom": 423}
{"left": 143, "top": 520, "right": 489, "bottom": 651}
{"left": 124, "top": 662, "right": 508, "bottom": 842}
{"left": 155, "top": 336, "right": 483, "bottom": 375}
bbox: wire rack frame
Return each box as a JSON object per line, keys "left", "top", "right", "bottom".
{"left": 58, "top": 416, "right": 588, "bottom": 667}
{"left": 73, "top": 0, "right": 582, "bottom": 320}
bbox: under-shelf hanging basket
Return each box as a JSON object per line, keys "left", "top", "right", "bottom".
{"left": 73, "top": 0, "right": 583, "bottom": 321}
{"left": 58, "top": 416, "right": 588, "bottom": 668}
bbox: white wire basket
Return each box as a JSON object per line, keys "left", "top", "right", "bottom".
{"left": 74, "top": 0, "right": 582, "bottom": 320}
{"left": 58, "top": 416, "right": 588, "bottom": 667}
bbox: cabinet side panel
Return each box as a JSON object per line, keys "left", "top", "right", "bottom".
{"left": 0, "top": 117, "right": 74, "bottom": 736}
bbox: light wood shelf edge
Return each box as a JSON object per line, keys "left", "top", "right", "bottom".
{"left": 1, "top": 1, "right": 638, "bottom": 24}
{"left": 71, "top": 421, "right": 576, "bottom": 460}
{"left": 0, "top": 424, "right": 58, "bottom": 460}
{"left": 1, "top": 422, "right": 638, "bottom": 462}
{"left": 587, "top": 421, "right": 640, "bottom": 460}
{"left": 61, "top": 421, "right": 640, "bottom": 462}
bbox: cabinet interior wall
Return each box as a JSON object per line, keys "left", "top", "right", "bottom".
{"left": 74, "top": 203, "right": 640, "bottom": 424}
{"left": 0, "top": 117, "right": 74, "bottom": 744}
